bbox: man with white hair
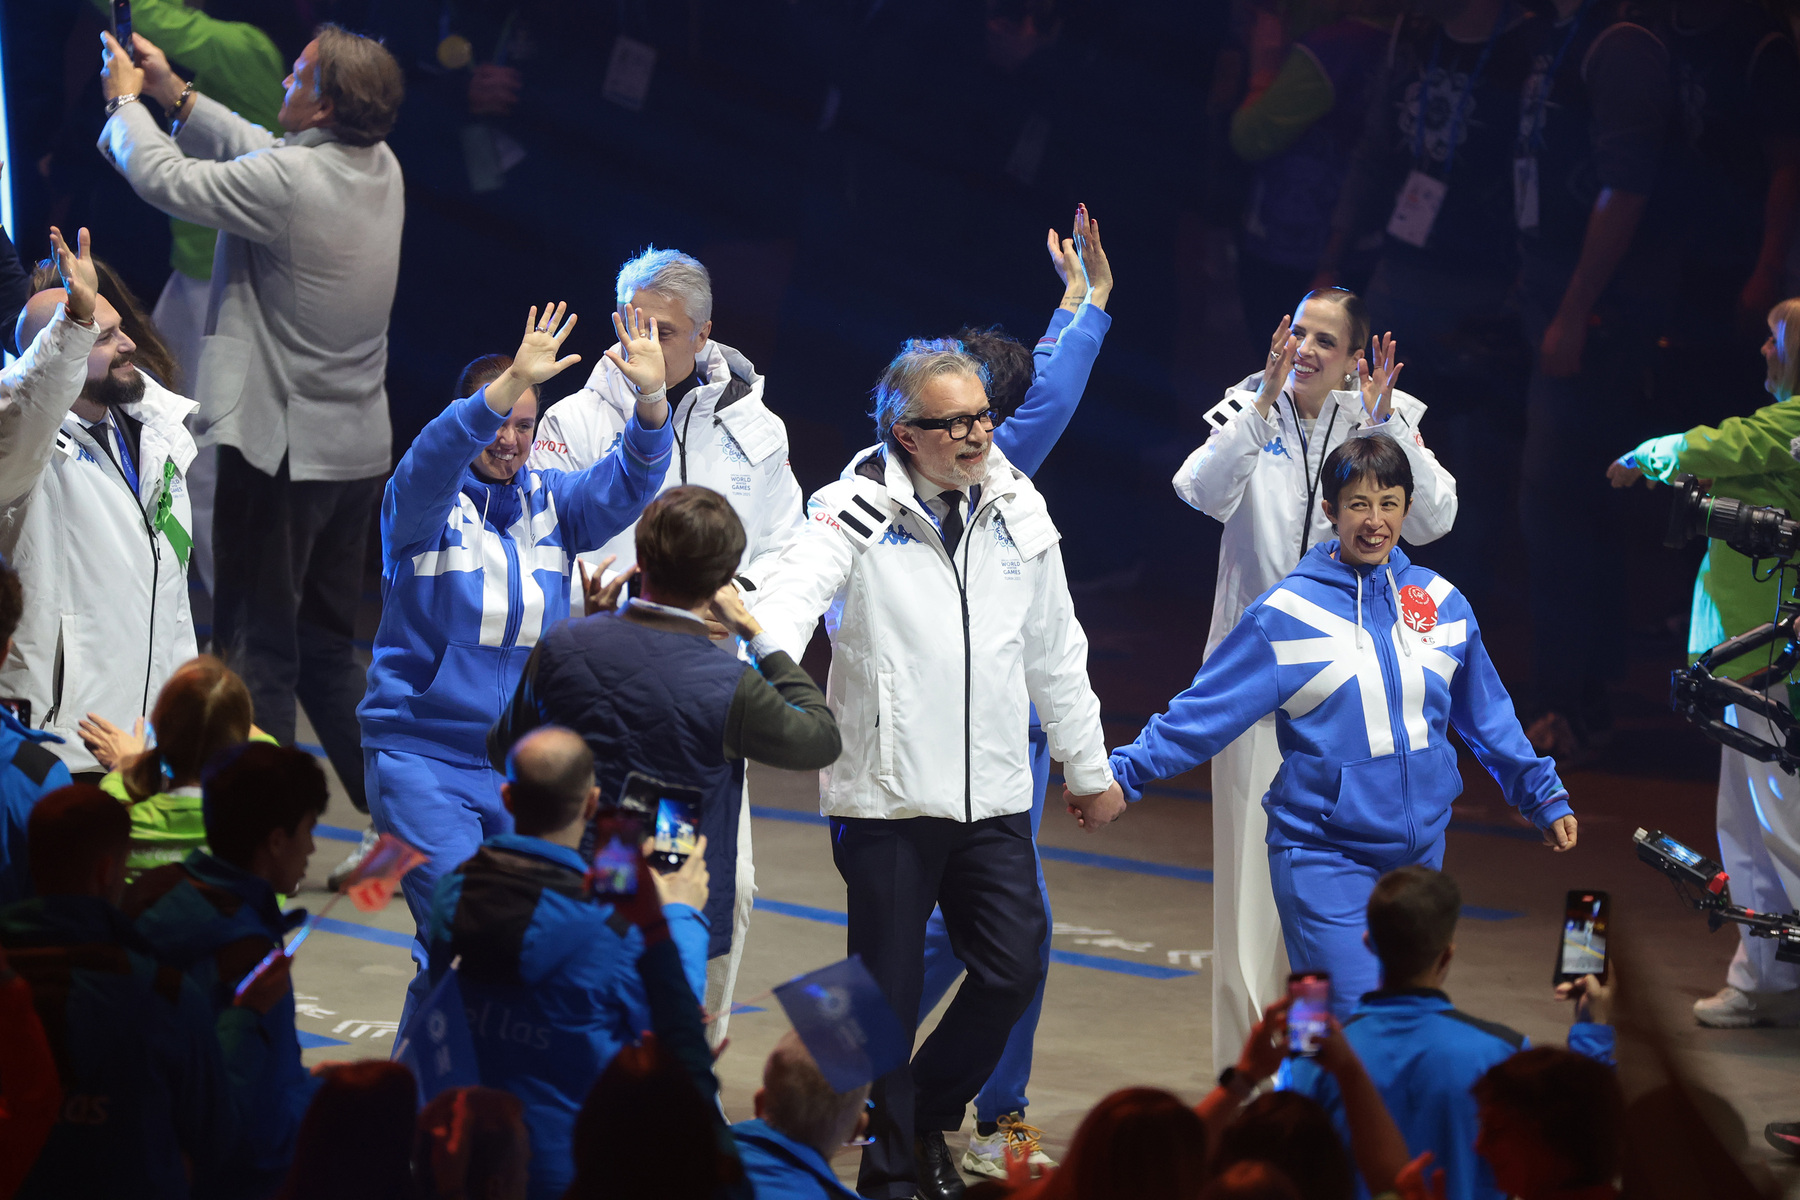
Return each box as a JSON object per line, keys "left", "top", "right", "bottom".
{"left": 0, "top": 227, "right": 198, "bottom": 777}
{"left": 747, "top": 339, "right": 1121, "bottom": 1200}
{"left": 529, "top": 246, "right": 804, "bottom": 1040}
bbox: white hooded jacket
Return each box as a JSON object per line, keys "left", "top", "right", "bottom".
{"left": 1175, "top": 374, "right": 1457, "bottom": 659}
{"left": 747, "top": 443, "right": 1112, "bottom": 822}
{"left": 0, "top": 306, "right": 199, "bottom": 772}
{"left": 529, "top": 338, "right": 805, "bottom": 601}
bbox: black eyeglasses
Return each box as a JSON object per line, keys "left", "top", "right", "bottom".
{"left": 905, "top": 410, "right": 998, "bottom": 441}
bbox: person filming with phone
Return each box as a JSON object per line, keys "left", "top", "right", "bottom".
{"left": 487, "top": 484, "right": 843, "bottom": 978}
{"left": 426, "top": 726, "right": 711, "bottom": 1200}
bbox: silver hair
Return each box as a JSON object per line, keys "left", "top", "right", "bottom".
{"left": 869, "top": 338, "right": 991, "bottom": 455}
{"left": 615, "top": 246, "right": 713, "bottom": 326}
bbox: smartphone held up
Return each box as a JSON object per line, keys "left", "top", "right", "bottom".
{"left": 1554, "top": 889, "right": 1609, "bottom": 985}
{"left": 1286, "top": 972, "right": 1331, "bottom": 1057}
{"left": 112, "top": 0, "right": 138, "bottom": 62}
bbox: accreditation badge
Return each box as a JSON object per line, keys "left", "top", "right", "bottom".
{"left": 1386, "top": 170, "right": 1447, "bottom": 249}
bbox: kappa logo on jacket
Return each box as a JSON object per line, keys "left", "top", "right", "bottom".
{"left": 878, "top": 524, "right": 919, "bottom": 547}
{"left": 1262, "top": 435, "right": 1292, "bottom": 460}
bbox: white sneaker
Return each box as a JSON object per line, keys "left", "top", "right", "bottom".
{"left": 327, "top": 828, "right": 381, "bottom": 892}
{"left": 1692, "top": 985, "right": 1800, "bottom": 1028}
{"left": 961, "top": 1113, "right": 1057, "bottom": 1180}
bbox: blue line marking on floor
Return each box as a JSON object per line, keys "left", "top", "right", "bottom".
{"left": 751, "top": 805, "right": 827, "bottom": 826}
{"left": 1049, "top": 949, "right": 1196, "bottom": 979}
{"left": 1038, "top": 845, "right": 1213, "bottom": 883}
{"left": 729, "top": 1004, "right": 767, "bottom": 1015}
{"left": 1459, "top": 904, "right": 1525, "bottom": 921}
{"left": 755, "top": 897, "right": 1196, "bottom": 979}
{"left": 311, "top": 915, "right": 415, "bottom": 949}
{"left": 315, "top": 823, "right": 364, "bottom": 843}
{"left": 297, "top": 1031, "right": 350, "bottom": 1049}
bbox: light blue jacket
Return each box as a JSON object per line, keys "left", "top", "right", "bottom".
{"left": 358, "top": 388, "right": 672, "bottom": 765}
{"left": 1111, "top": 542, "right": 1570, "bottom": 863}
{"left": 731, "top": 1118, "right": 860, "bottom": 1200}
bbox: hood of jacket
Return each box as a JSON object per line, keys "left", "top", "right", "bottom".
{"left": 587, "top": 338, "right": 781, "bottom": 465}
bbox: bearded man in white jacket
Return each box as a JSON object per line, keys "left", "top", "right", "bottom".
{"left": 528, "top": 246, "right": 803, "bottom": 1043}
{"left": 749, "top": 340, "right": 1121, "bottom": 1200}
{"left": 0, "top": 228, "right": 197, "bottom": 777}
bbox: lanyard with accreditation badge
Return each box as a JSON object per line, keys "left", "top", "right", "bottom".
{"left": 1513, "top": 0, "right": 1595, "bottom": 232}
{"left": 1387, "top": 4, "right": 1510, "bottom": 249}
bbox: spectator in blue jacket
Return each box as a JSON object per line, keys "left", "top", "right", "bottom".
{"left": 356, "top": 302, "right": 674, "bottom": 1023}
{"left": 731, "top": 1032, "right": 869, "bottom": 1200}
{"left": 915, "top": 205, "right": 1113, "bottom": 1179}
{"left": 1105, "top": 438, "right": 1577, "bottom": 1014}
{"left": 0, "top": 784, "right": 231, "bottom": 1199}
{"left": 1280, "top": 866, "right": 1617, "bottom": 1200}
{"left": 0, "top": 559, "right": 74, "bottom": 905}
{"left": 123, "top": 742, "right": 327, "bottom": 1199}
{"left": 426, "top": 726, "right": 711, "bottom": 1200}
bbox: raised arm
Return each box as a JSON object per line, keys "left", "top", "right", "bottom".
{"left": 100, "top": 31, "right": 280, "bottom": 159}
{"left": 0, "top": 228, "right": 100, "bottom": 509}
{"left": 1108, "top": 609, "right": 1281, "bottom": 799}
{"left": 995, "top": 208, "right": 1114, "bottom": 477}
{"left": 1351, "top": 345, "right": 1456, "bottom": 544}
{"left": 98, "top": 98, "right": 295, "bottom": 244}
{"left": 1613, "top": 399, "right": 1800, "bottom": 486}
{"left": 90, "top": 2, "right": 285, "bottom": 126}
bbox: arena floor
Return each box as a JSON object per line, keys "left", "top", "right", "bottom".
{"left": 281, "top": 584, "right": 1800, "bottom": 1195}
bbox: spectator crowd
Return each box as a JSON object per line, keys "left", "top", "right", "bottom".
{"left": 0, "top": 1, "right": 1798, "bottom": 1199}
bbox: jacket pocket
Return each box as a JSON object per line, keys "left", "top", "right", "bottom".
{"left": 46, "top": 614, "right": 74, "bottom": 727}
{"left": 194, "top": 334, "right": 252, "bottom": 426}
{"left": 403, "top": 641, "right": 495, "bottom": 729}
{"left": 1326, "top": 744, "right": 1463, "bottom": 850}
{"left": 876, "top": 668, "right": 897, "bottom": 786}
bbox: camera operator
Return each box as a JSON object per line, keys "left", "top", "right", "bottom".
{"left": 1606, "top": 297, "right": 1800, "bottom": 1029}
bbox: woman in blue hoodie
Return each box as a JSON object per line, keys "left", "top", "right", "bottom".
{"left": 1104, "top": 437, "right": 1576, "bottom": 1014}
{"left": 357, "top": 302, "right": 674, "bottom": 998}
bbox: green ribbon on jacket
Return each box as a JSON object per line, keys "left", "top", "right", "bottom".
{"left": 154, "top": 459, "right": 192, "bottom": 570}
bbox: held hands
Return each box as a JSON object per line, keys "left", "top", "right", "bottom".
{"left": 1256, "top": 315, "right": 1298, "bottom": 418}
{"left": 707, "top": 583, "right": 763, "bottom": 641}
{"left": 1545, "top": 813, "right": 1577, "bottom": 852}
{"left": 1357, "top": 333, "right": 1404, "bottom": 424}
{"left": 578, "top": 556, "right": 635, "bottom": 616}
{"left": 1063, "top": 781, "right": 1127, "bottom": 833}
{"left": 604, "top": 306, "right": 671, "bottom": 429}
{"left": 48, "top": 226, "right": 97, "bottom": 325}
{"left": 77, "top": 713, "right": 147, "bottom": 771}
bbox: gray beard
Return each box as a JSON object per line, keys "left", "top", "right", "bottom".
{"left": 80, "top": 368, "right": 146, "bottom": 410}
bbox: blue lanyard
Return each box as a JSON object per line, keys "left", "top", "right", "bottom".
{"left": 105, "top": 415, "right": 140, "bottom": 498}
{"left": 1413, "top": 3, "right": 1510, "bottom": 178}
{"left": 1521, "top": 0, "right": 1594, "bottom": 154}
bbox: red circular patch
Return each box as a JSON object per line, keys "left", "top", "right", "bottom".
{"left": 1400, "top": 585, "right": 1437, "bottom": 633}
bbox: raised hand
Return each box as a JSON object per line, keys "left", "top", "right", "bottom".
{"left": 578, "top": 556, "right": 635, "bottom": 616}
{"left": 512, "top": 301, "right": 581, "bottom": 385}
{"left": 604, "top": 305, "right": 666, "bottom": 395}
{"left": 1356, "top": 332, "right": 1404, "bottom": 424}
{"left": 1074, "top": 204, "right": 1112, "bottom": 310}
{"left": 1048, "top": 226, "right": 1085, "bottom": 312}
{"left": 128, "top": 34, "right": 183, "bottom": 108}
{"left": 48, "top": 226, "right": 97, "bottom": 324}
{"left": 98, "top": 31, "right": 145, "bottom": 101}
{"left": 1255, "top": 314, "right": 1298, "bottom": 418}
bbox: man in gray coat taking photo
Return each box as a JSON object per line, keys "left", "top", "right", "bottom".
{"left": 95, "top": 23, "right": 404, "bottom": 848}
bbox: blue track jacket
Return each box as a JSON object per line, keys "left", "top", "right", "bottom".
{"left": 0, "top": 894, "right": 231, "bottom": 1200}
{"left": 125, "top": 850, "right": 319, "bottom": 1199}
{"left": 991, "top": 303, "right": 1111, "bottom": 476}
{"left": 0, "top": 711, "right": 71, "bottom": 905}
{"left": 1111, "top": 543, "right": 1570, "bottom": 863}
{"left": 426, "top": 833, "right": 709, "bottom": 1200}
{"left": 358, "top": 388, "right": 673, "bottom": 766}
{"left": 1279, "top": 989, "right": 1618, "bottom": 1200}
{"left": 731, "top": 1118, "right": 861, "bottom": 1200}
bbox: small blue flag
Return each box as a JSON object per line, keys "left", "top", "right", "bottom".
{"left": 774, "top": 955, "right": 909, "bottom": 1092}
{"left": 392, "top": 956, "right": 479, "bottom": 1102}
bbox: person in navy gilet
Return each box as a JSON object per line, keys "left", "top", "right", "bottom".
{"left": 357, "top": 302, "right": 674, "bottom": 1018}
{"left": 489, "top": 485, "right": 842, "bottom": 961}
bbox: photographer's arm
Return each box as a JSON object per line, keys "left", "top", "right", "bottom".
{"left": 1622, "top": 400, "right": 1800, "bottom": 484}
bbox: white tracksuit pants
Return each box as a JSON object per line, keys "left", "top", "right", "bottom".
{"left": 703, "top": 780, "right": 757, "bottom": 1048}
{"left": 1720, "top": 689, "right": 1800, "bottom": 993}
{"left": 1212, "top": 713, "right": 1291, "bottom": 1070}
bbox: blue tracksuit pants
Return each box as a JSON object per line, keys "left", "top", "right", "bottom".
{"left": 917, "top": 726, "right": 1052, "bottom": 1122}
{"left": 364, "top": 748, "right": 513, "bottom": 1025}
{"left": 1269, "top": 839, "right": 1445, "bottom": 1021}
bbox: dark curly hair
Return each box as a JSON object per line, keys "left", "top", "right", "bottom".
{"left": 955, "top": 325, "right": 1035, "bottom": 418}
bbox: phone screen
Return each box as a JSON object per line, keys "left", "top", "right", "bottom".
{"left": 652, "top": 797, "right": 700, "bottom": 870}
{"left": 1555, "top": 890, "right": 1609, "bottom": 982}
{"left": 589, "top": 835, "right": 639, "bottom": 899}
{"left": 1652, "top": 835, "right": 1703, "bottom": 869}
{"left": 1286, "top": 972, "right": 1331, "bottom": 1057}
{"left": 112, "top": 0, "right": 134, "bottom": 53}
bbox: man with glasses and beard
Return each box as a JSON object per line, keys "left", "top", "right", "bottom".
{"left": 0, "top": 227, "right": 199, "bottom": 780}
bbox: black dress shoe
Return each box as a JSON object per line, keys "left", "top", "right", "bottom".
{"left": 914, "top": 1130, "right": 967, "bottom": 1200}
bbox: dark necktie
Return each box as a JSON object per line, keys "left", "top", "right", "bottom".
{"left": 938, "top": 490, "right": 965, "bottom": 554}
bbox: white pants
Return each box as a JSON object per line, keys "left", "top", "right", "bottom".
{"left": 1720, "top": 688, "right": 1800, "bottom": 993}
{"left": 703, "top": 778, "right": 758, "bottom": 1049}
{"left": 1211, "top": 713, "right": 1291, "bottom": 1070}
{"left": 153, "top": 271, "right": 216, "bottom": 595}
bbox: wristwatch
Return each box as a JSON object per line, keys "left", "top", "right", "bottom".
{"left": 1217, "top": 1065, "right": 1256, "bottom": 1100}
